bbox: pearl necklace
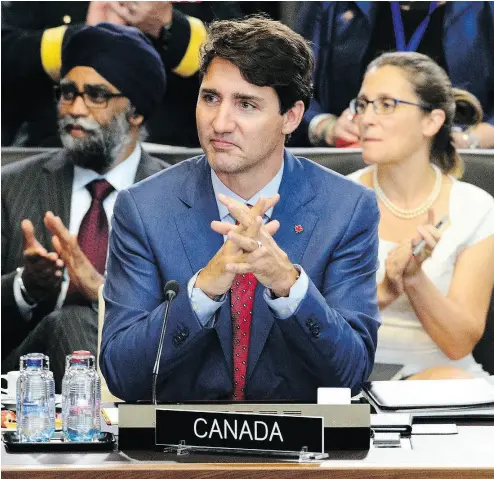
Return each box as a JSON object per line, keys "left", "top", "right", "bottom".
{"left": 373, "top": 164, "right": 442, "bottom": 219}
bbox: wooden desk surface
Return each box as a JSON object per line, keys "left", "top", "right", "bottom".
{"left": 3, "top": 423, "right": 494, "bottom": 479}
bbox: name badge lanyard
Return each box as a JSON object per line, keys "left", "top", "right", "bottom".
{"left": 391, "top": 1, "right": 439, "bottom": 52}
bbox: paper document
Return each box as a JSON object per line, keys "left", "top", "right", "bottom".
{"left": 364, "top": 378, "right": 494, "bottom": 410}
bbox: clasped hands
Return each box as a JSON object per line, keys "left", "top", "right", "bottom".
{"left": 20, "top": 212, "right": 103, "bottom": 303}
{"left": 196, "top": 194, "right": 299, "bottom": 299}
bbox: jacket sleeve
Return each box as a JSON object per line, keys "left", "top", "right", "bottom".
{"left": 275, "top": 188, "right": 381, "bottom": 396}
{"left": 156, "top": 2, "right": 242, "bottom": 78}
{"left": 484, "top": 2, "right": 494, "bottom": 125}
{"left": 1, "top": 180, "right": 25, "bottom": 331}
{"left": 292, "top": 2, "right": 330, "bottom": 144}
{"left": 100, "top": 189, "right": 218, "bottom": 401}
{"left": 0, "top": 2, "right": 79, "bottom": 144}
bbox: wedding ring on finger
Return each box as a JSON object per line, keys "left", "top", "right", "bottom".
{"left": 256, "top": 240, "right": 263, "bottom": 249}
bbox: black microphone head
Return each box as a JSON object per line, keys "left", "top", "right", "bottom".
{"left": 164, "top": 280, "right": 179, "bottom": 300}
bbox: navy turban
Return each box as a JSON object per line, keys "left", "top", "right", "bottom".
{"left": 61, "top": 23, "right": 166, "bottom": 118}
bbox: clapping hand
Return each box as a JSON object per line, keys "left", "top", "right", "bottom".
{"left": 385, "top": 210, "right": 445, "bottom": 294}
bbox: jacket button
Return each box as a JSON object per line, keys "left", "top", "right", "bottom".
{"left": 306, "top": 318, "right": 315, "bottom": 327}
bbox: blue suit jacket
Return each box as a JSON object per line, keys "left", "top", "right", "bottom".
{"left": 101, "top": 151, "right": 380, "bottom": 401}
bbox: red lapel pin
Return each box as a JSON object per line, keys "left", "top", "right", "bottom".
{"left": 294, "top": 225, "right": 303, "bottom": 233}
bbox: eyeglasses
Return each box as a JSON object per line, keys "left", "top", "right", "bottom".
{"left": 349, "top": 97, "right": 432, "bottom": 116}
{"left": 54, "top": 84, "right": 126, "bottom": 109}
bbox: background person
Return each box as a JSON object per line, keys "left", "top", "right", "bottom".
{"left": 2, "top": 23, "right": 169, "bottom": 390}
{"left": 348, "top": 51, "right": 494, "bottom": 380}
{"left": 295, "top": 1, "right": 494, "bottom": 149}
{"left": 1, "top": 1, "right": 241, "bottom": 147}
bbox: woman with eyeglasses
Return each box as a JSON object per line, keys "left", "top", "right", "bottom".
{"left": 348, "top": 51, "right": 494, "bottom": 380}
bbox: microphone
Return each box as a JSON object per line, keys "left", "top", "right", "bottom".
{"left": 152, "top": 280, "right": 180, "bottom": 405}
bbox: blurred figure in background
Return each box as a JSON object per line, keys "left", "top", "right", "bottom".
{"left": 2, "top": 23, "right": 168, "bottom": 390}
{"left": 348, "top": 52, "right": 494, "bottom": 379}
{"left": 295, "top": 1, "right": 494, "bottom": 149}
{"left": 1, "top": 1, "right": 241, "bottom": 148}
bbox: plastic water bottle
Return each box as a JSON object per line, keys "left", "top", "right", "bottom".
{"left": 16, "top": 353, "right": 55, "bottom": 442}
{"left": 43, "top": 356, "right": 56, "bottom": 439}
{"left": 62, "top": 351, "right": 101, "bottom": 442}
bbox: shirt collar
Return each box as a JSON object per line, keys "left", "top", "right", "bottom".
{"left": 211, "top": 159, "right": 284, "bottom": 221}
{"left": 72, "top": 143, "right": 142, "bottom": 193}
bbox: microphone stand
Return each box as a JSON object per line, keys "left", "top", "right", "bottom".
{"left": 152, "top": 291, "right": 175, "bottom": 405}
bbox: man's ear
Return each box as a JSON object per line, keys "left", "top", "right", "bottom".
{"left": 128, "top": 106, "right": 144, "bottom": 127}
{"left": 281, "top": 100, "right": 305, "bottom": 136}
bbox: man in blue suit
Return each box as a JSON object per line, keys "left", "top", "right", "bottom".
{"left": 101, "top": 17, "right": 381, "bottom": 402}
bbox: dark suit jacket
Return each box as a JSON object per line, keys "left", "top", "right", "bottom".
{"left": 101, "top": 151, "right": 381, "bottom": 402}
{"left": 1, "top": 149, "right": 167, "bottom": 358}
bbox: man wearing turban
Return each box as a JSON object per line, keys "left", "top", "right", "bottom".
{"left": 1, "top": 23, "right": 169, "bottom": 390}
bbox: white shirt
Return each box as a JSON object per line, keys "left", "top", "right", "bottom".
{"left": 15, "top": 144, "right": 142, "bottom": 318}
{"left": 188, "top": 160, "right": 309, "bottom": 327}
{"left": 349, "top": 166, "right": 494, "bottom": 377}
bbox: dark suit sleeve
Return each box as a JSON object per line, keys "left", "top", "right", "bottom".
{"left": 100, "top": 189, "right": 217, "bottom": 401}
{"left": 1, "top": 2, "right": 53, "bottom": 144}
{"left": 1, "top": 2, "right": 80, "bottom": 145}
{"left": 276, "top": 189, "right": 380, "bottom": 396}
{"left": 1, "top": 183, "right": 24, "bottom": 329}
{"left": 155, "top": 2, "right": 242, "bottom": 77}
{"left": 290, "top": 2, "right": 330, "bottom": 145}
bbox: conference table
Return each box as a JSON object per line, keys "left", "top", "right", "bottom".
{"left": 3, "top": 409, "right": 494, "bottom": 478}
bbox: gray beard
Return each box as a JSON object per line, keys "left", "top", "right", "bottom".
{"left": 59, "top": 110, "right": 132, "bottom": 174}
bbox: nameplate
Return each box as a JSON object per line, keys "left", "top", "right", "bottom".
{"left": 155, "top": 408, "right": 324, "bottom": 454}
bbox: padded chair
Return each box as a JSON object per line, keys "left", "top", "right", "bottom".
{"left": 461, "top": 155, "right": 494, "bottom": 374}
{"left": 316, "top": 151, "right": 494, "bottom": 375}
{"left": 97, "top": 284, "right": 122, "bottom": 403}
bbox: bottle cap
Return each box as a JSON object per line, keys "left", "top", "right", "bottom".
{"left": 20, "top": 352, "right": 45, "bottom": 369}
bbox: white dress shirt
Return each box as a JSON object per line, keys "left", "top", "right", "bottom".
{"left": 15, "top": 144, "right": 142, "bottom": 319}
{"left": 188, "top": 160, "right": 309, "bottom": 328}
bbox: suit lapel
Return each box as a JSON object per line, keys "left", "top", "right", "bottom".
{"left": 174, "top": 157, "right": 233, "bottom": 373}
{"left": 247, "top": 151, "right": 319, "bottom": 381}
{"left": 174, "top": 157, "right": 223, "bottom": 274}
{"left": 40, "top": 151, "right": 73, "bottom": 246}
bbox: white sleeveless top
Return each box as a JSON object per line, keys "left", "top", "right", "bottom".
{"left": 349, "top": 167, "right": 494, "bottom": 378}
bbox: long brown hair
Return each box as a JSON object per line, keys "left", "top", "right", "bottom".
{"left": 367, "top": 52, "right": 483, "bottom": 178}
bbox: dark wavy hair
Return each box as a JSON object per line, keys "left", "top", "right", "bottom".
{"left": 367, "top": 52, "right": 483, "bottom": 178}
{"left": 199, "top": 15, "right": 314, "bottom": 115}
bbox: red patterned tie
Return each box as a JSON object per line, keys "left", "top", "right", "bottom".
{"left": 231, "top": 273, "right": 257, "bottom": 400}
{"left": 77, "top": 179, "right": 114, "bottom": 275}
{"left": 230, "top": 205, "right": 257, "bottom": 400}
